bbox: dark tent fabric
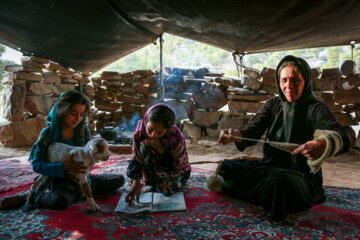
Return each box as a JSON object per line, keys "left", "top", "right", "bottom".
{"left": 1, "top": 0, "right": 360, "bottom": 72}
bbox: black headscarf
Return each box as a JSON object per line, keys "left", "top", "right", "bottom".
{"left": 272, "top": 55, "right": 317, "bottom": 143}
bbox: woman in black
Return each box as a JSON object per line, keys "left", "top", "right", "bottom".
{"left": 215, "top": 55, "right": 350, "bottom": 221}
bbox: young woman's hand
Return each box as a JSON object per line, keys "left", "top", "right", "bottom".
{"left": 218, "top": 128, "right": 242, "bottom": 145}
{"left": 144, "top": 138, "right": 164, "bottom": 154}
{"left": 125, "top": 179, "right": 142, "bottom": 206}
{"left": 64, "top": 154, "right": 87, "bottom": 174}
{"left": 292, "top": 139, "right": 327, "bottom": 160}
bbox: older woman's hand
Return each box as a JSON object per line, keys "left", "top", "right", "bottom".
{"left": 292, "top": 139, "right": 327, "bottom": 160}
{"left": 218, "top": 128, "right": 242, "bottom": 145}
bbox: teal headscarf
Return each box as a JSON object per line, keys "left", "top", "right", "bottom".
{"left": 29, "top": 90, "right": 91, "bottom": 162}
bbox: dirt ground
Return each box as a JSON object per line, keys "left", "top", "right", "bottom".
{"left": 1, "top": 137, "right": 360, "bottom": 189}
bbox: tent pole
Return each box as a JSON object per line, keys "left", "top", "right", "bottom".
{"left": 159, "top": 33, "right": 164, "bottom": 103}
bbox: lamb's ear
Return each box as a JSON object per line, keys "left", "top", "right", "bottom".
{"left": 91, "top": 139, "right": 106, "bottom": 154}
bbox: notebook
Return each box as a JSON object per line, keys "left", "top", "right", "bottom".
{"left": 114, "top": 192, "right": 186, "bottom": 214}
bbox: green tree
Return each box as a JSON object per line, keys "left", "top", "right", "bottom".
{"left": 0, "top": 44, "right": 15, "bottom": 91}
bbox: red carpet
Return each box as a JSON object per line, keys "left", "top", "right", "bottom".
{"left": 1, "top": 153, "right": 360, "bottom": 239}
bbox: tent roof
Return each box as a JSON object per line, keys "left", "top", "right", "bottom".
{"left": 1, "top": 0, "right": 360, "bottom": 72}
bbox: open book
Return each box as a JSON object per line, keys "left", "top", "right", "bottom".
{"left": 114, "top": 192, "right": 186, "bottom": 214}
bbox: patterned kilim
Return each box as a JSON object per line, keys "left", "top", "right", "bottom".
{"left": 1, "top": 153, "right": 360, "bottom": 239}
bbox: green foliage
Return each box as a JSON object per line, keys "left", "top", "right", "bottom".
{"left": 94, "top": 34, "right": 359, "bottom": 77}
{"left": 0, "top": 45, "right": 15, "bottom": 91}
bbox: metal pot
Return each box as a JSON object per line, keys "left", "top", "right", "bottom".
{"left": 339, "top": 59, "right": 357, "bottom": 76}
{"left": 99, "top": 122, "right": 118, "bottom": 141}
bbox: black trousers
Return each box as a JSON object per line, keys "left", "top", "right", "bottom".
{"left": 39, "top": 174, "right": 124, "bottom": 210}
{"left": 219, "top": 159, "right": 325, "bottom": 221}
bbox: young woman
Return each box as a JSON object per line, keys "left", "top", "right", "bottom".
{"left": 27, "top": 90, "right": 124, "bottom": 210}
{"left": 125, "top": 103, "right": 191, "bottom": 205}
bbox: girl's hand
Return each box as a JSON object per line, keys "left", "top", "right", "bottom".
{"left": 144, "top": 138, "right": 164, "bottom": 154}
{"left": 125, "top": 179, "right": 142, "bottom": 206}
{"left": 292, "top": 139, "right": 327, "bottom": 160}
{"left": 64, "top": 154, "right": 87, "bottom": 174}
{"left": 218, "top": 128, "right": 242, "bottom": 145}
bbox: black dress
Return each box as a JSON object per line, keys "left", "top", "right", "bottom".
{"left": 219, "top": 96, "right": 350, "bottom": 221}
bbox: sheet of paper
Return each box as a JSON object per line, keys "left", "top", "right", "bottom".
{"left": 114, "top": 192, "right": 153, "bottom": 214}
{"left": 151, "top": 192, "right": 186, "bottom": 213}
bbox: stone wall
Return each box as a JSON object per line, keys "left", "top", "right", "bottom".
{"left": 1, "top": 57, "right": 360, "bottom": 147}
{"left": 1, "top": 56, "right": 91, "bottom": 146}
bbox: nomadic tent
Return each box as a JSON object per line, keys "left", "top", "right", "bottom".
{"left": 1, "top": 0, "right": 360, "bottom": 72}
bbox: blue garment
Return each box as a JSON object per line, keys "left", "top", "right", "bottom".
{"left": 29, "top": 91, "right": 91, "bottom": 178}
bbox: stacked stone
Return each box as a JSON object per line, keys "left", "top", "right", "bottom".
{"left": 313, "top": 68, "right": 360, "bottom": 146}
{"left": 92, "top": 69, "right": 155, "bottom": 133}
{"left": 1, "top": 56, "right": 93, "bottom": 146}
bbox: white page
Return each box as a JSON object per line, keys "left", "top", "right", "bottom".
{"left": 151, "top": 192, "right": 186, "bottom": 213}
{"left": 114, "top": 192, "right": 153, "bottom": 214}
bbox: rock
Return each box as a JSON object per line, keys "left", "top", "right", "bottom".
{"left": 21, "top": 60, "right": 46, "bottom": 69}
{"left": 132, "top": 69, "right": 155, "bottom": 76}
{"left": 311, "top": 68, "right": 321, "bottom": 89}
{"left": 201, "top": 82, "right": 227, "bottom": 95}
{"left": 206, "top": 127, "right": 220, "bottom": 138}
{"left": 190, "top": 110, "right": 223, "bottom": 128}
{"left": 321, "top": 68, "right": 341, "bottom": 78}
{"left": 244, "top": 68, "right": 261, "bottom": 79}
{"left": 343, "top": 126, "right": 356, "bottom": 146}
{"left": 122, "top": 104, "right": 147, "bottom": 115}
{"left": 218, "top": 112, "right": 254, "bottom": 130}
{"left": 241, "top": 75, "right": 262, "bottom": 90}
{"left": 228, "top": 94, "right": 272, "bottom": 102}
{"left": 61, "top": 78, "right": 78, "bottom": 84}
{"left": 260, "top": 67, "right": 276, "bottom": 78}
{"left": 191, "top": 92, "right": 227, "bottom": 110}
{"left": 4, "top": 64, "right": 42, "bottom": 73}
{"left": 227, "top": 87, "right": 251, "bottom": 95}
{"left": 333, "top": 112, "right": 357, "bottom": 126}
{"left": 261, "top": 74, "right": 277, "bottom": 94}
{"left": 214, "top": 76, "right": 242, "bottom": 88}
{"left": 137, "top": 85, "right": 150, "bottom": 95}
{"left": 116, "top": 95, "right": 149, "bottom": 105}
{"left": 163, "top": 92, "right": 191, "bottom": 100}
{"left": 46, "top": 61, "right": 65, "bottom": 71}
{"left": 53, "top": 84, "right": 77, "bottom": 93}
{"left": 83, "top": 85, "right": 95, "bottom": 95}
{"left": 314, "top": 91, "right": 342, "bottom": 112}
{"left": 339, "top": 74, "right": 360, "bottom": 88}
{"left": 26, "top": 82, "right": 53, "bottom": 95}
{"left": 2, "top": 85, "right": 26, "bottom": 121}
{"left": 21, "top": 56, "right": 49, "bottom": 64}
{"left": 181, "top": 120, "right": 202, "bottom": 139}
{"left": 3, "top": 71, "right": 43, "bottom": 82}
{"left": 91, "top": 77, "right": 102, "bottom": 88}
{"left": 165, "top": 99, "right": 190, "bottom": 121}
{"left": 228, "top": 101, "right": 263, "bottom": 113}
{"left": 94, "top": 98, "right": 121, "bottom": 112}
{"left": 78, "top": 77, "right": 90, "bottom": 85}
{"left": 24, "top": 95, "right": 54, "bottom": 115}
{"left": 334, "top": 88, "right": 360, "bottom": 104}
{"left": 2, "top": 74, "right": 26, "bottom": 85}
{"left": 43, "top": 72, "right": 60, "bottom": 84}
{"left": 0, "top": 116, "right": 47, "bottom": 147}
{"left": 314, "top": 75, "right": 339, "bottom": 91}
{"left": 95, "top": 86, "right": 108, "bottom": 99}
